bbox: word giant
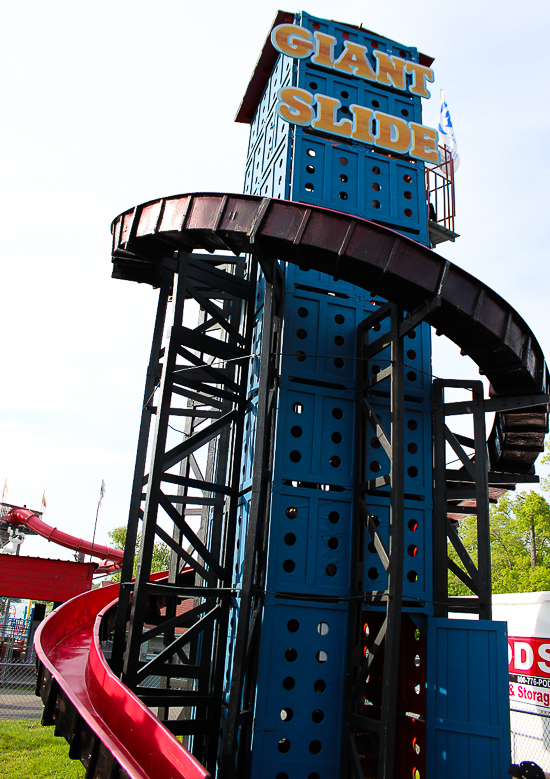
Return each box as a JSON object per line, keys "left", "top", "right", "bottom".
{"left": 272, "top": 23, "right": 439, "bottom": 163}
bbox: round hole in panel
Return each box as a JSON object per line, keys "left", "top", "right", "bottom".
{"left": 291, "top": 425, "right": 303, "bottom": 438}
{"left": 328, "top": 537, "right": 339, "bottom": 550}
{"left": 372, "top": 182, "right": 381, "bottom": 192}
{"left": 309, "top": 774, "right": 321, "bottom": 779}
{"left": 328, "top": 511, "right": 340, "bottom": 524}
{"left": 286, "top": 506, "right": 298, "bottom": 518}
{"left": 314, "top": 679, "right": 326, "bottom": 693}
{"left": 403, "top": 173, "right": 412, "bottom": 183}
{"left": 407, "top": 442, "right": 418, "bottom": 454}
{"left": 407, "top": 371, "right": 417, "bottom": 382}
{"left": 316, "top": 650, "right": 328, "bottom": 663}
{"left": 332, "top": 407, "right": 343, "bottom": 419}
{"left": 305, "top": 183, "right": 314, "bottom": 192}
{"left": 370, "top": 461, "right": 381, "bottom": 472}
{"left": 309, "top": 82, "right": 318, "bottom": 90}
{"left": 371, "top": 99, "right": 380, "bottom": 107}
{"left": 339, "top": 192, "right": 348, "bottom": 200}
{"left": 407, "top": 329, "right": 417, "bottom": 339}
{"left": 298, "top": 307, "right": 308, "bottom": 318}
{"left": 289, "top": 450, "right": 301, "bottom": 463}
{"left": 342, "top": 31, "right": 350, "bottom": 39}
{"left": 312, "top": 21, "right": 321, "bottom": 29}
{"left": 401, "top": 108, "right": 410, "bottom": 117}
{"left": 339, "top": 174, "right": 348, "bottom": 183}
{"left": 295, "top": 350, "right": 306, "bottom": 362}
{"left": 407, "top": 349, "right": 417, "bottom": 360}
{"left": 297, "top": 328, "right": 307, "bottom": 339}
{"left": 371, "top": 365, "right": 380, "bottom": 374}
{"left": 334, "top": 313, "right": 345, "bottom": 324}
{"left": 326, "top": 563, "right": 338, "bottom": 577}
{"left": 408, "top": 466, "right": 418, "bottom": 477}
{"left": 333, "top": 357, "right": 344, "bottom": 369}
{"left": 280, "top": 708, "right": 293, "bottom": 722}
{"left": 404, "top": 191, "right": 413, "bottom": 200}
{"left": 404, "top": 208, "right": 413, "bottom": 217}
{"left": 341, "top": 90, "right": 350, "bottom": 98}
{"left": 368, "top": 567, "right": 379, "bottom": 580}
{"left": 407, "top": 419, "right": 418, "bottom": 430}
{"left": 282, "top": 676, "right": 295, "bottom": 690}
{"left": 306, "top": 164, "right": 315, "bottom": 174}
{"left": 372, "top": 165, "right": 381, "bottom": 174}
{"left": 370, "top": 437, "right": 381, "bottom": 449}
{"left": 373, "top": 322, "right": 381, "bottom": 331}
{"left": 331, "top": 431, "right": 342, "bottom": 444}
{"left": 408, "top": 519, "right": 418, "bottom": 531}
{"left": 368, "top": 541, "right": 376, "bottom": 554}
{"left": 284, "top": 533, "right": 296, "bottom": 546}
{"left": 407, "top": 570, "right": 418, "bottom": 583}
{"left": 372, "top": 200, "right": 381, "bottom": 209}
{"left": 309, "top": 740, "right": 322, "bottom": 755}
{"left": 372, "top": 514, "right": 380, "bottom": 526}
{"left": 339, "top": 157, "right": 349, "bottom": 166}
{"left": 307, "top": 149, "right": 316, "bottom": 157}
{"left": 408, "top": 545, "right": 418, "bottom": 557}
{"left": 287, "top": 619, "right": 299, "bottom": 633}
{"left": 317, "top": 621, "right": 329, "bottom": 635}
{"left": 285, "top": 648, "right": 298, "bottom": 662}
{"left": 292, "top": 402, "right": 303, "bottom": 414}
{"left": 329, "top": 455, "right": 341, "bottom": 468}
{"left": 341, "top": 106, "right": 350, "bottom": 114}
{"left": 311, "top": 709, "right": 324, "bottom": 723}
{"left": 283, "top": 560, "right": 296, "bottom": 573}
{"left": 371, "top": 40, "right": 379, "bottom": 48}
{"left": 278, "top": 738, "right": 291, "bottom": 753}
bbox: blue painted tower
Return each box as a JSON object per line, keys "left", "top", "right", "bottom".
{"left": 234, "top": 10, "right": 436, "bottom": 778}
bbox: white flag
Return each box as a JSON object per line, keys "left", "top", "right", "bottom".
{"left": 98, "top": 480, "right": 106, "bottom": 506}
{"left": 439, "top": 89, "right": 460, "bottom": 171}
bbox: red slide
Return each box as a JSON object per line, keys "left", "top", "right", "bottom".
{"left": 5, "top": 507, "right": 123, "bottom": 563}
{"left": 35, "top": 581, "right": 210, "bottom": 779}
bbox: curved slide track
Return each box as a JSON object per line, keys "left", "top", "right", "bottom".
{"left": 35, "top": 581, "right": 211, "bottom": 779}
{"left": 5, "top": 507, "right": 123, "bottom": 565}
{"left": 112, "top": 192, "right": 549, "bottom": 474}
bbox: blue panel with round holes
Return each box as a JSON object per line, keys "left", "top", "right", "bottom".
{"left": 267, "top": 487, "right": 353, "bottom": 598}
{"left": 291, "top": 128, "right": 428, "bottom": 244}
{"left": 250, "top": 597, "right": 348, "bottom": 779}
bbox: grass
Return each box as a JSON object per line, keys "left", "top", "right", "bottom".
{"left": 0, "top": 719, "right": 85, "bottom": 778}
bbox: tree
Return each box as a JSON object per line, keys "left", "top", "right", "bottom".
{"left": 107, "top": 526, "right": 171, "bottom": 582}
{"left": 448, "top": 490, "right": 550, "bottom": 596}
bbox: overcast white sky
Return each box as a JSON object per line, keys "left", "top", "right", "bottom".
{"left": 1, "top": 0, "right": 549, "bottom": 562}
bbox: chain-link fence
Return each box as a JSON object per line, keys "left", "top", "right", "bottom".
{"left": 511, "top": 706, "right": 550, "bottom": 771}
{"left": 0, "top": 610, "right": 43, "bottom": 720}
{"left": 0, "top": 642, "right": 42, "bottom": 720}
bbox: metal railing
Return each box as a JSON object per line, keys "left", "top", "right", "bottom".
{"left": 426, "top": 145, "right": 456, "bottom": 234}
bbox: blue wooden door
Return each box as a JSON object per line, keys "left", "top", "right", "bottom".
{"left": 426, "top": 618, "right": 511, "bottom": 779}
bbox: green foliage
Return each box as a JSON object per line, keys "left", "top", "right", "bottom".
{"left": 448, "top": 491, "right": 550, "bottom": 595}
{"left": 0, "top": 720, "right": 84, "bottom": 778}
{"left": 107, "top": 526, "right": 171, "bottom": 582}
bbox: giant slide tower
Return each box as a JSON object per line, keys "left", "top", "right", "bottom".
{"left": 36, "top": 11, "right": 549, "bottom": 779}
